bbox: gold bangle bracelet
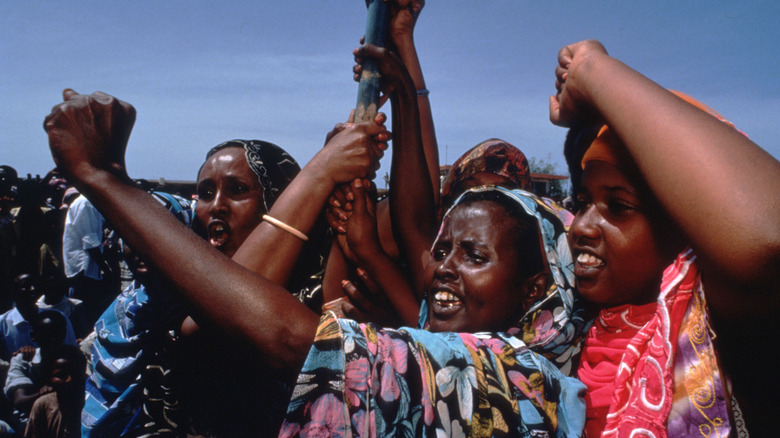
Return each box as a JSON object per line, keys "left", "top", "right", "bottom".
{"left": 262, "top": 215, "right": 309, "bottom": 241}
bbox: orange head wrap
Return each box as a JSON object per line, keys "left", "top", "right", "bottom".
{"left": 581, "top": 90, "right": 742, "bottom": 170}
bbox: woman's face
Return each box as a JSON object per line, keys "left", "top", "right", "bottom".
{"left": 196, "top": 148, "right": 265, "bottom": 257}
{"left": 424, "top": 201, "right": 531, "bottom": 333}
{"left": 569, "top": 161, "right": 673, "bottom": 307}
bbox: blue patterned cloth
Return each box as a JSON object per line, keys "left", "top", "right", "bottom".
{"left": 81, "top": 280, "right": 180, "bottom": 437}
{"left": 80, "top": 192, "right": 191, "bottom": 437}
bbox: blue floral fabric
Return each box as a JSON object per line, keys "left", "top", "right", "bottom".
{"left": 281, "top": 312, "right": 586, "bottom": 437}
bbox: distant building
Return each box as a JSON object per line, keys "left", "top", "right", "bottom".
{"left": 530, "top": 173, "right": 568, "bottom": 200}
{"left": 135, "top": 178, "right": 196, "bottom": 200}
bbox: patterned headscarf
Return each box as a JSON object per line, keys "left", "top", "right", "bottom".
{"left": 421, "top": 186, "right": 589, "bottom": 372}
{"left": 204, "top": 140, "right": 300, "bottom": 213}
{"left": 440, "top": 139, "right": 531, "bottom": 211}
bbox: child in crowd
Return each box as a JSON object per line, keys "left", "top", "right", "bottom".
{"left": 3, "top": 310, "right": 70, "bottom": 430}
{"left": 24, "top": 344, "right": 86, "bottom": 438}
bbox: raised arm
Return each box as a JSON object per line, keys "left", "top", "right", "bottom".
{"left": 232, "top": 113, "right": 388, "bottom": 286}
{"left": 348, "top": 0, "right": 439, "bottom": 264}
{"left": 44, "top": 89, "right": 386, "bottom": 371}
{"left": 356, "top": 44, "right": 436, "bottom": 297}
{"left": 387, "top": 0, "right": 440, "bottom": 199}
{"left": 550, "top": 40, "right": 780, "bottom": 319}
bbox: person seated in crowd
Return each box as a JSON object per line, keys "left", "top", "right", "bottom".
{"left": 3, "top": 310, "right": 69, "bottom": 430}
{"left": 24, "top": 344, "right": 86, "bottom": 438}
{"left": 549, "top": 39, "right": 779, "bottom": 436}
{"left": 36, "top": 271, "right": 87, "bottom": 340}
{"left": 0, "top": 274, "right": 76, "bottom": 364}
{"left": 0, "top": 166, "right": 17, "bottom": 314}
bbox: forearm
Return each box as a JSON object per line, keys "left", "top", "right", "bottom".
{"left": 12, "top": 387, "right": 42, "bottom": 413}
{"left": 355, "top": 248, "right": 420, "bottom": 326}
{"left": 75, "top": 170, "right": 318, "bottom": 370}
{"left": 573, "top": 52, "right": 780, "bottom": 283}
{"left": 389, "top": 73, "right": 436, "bottom": 294}
{"left": 232, "top": 120, "right": 384, "bottom": 286}
{"left": 321, "top": 240, "right": 351, "bottom": 305}
{"left": 394, "top": 33, "right": 440, "bottom": 201}
{"left": 232, "top": 158, "right": 335, "bottom": 286}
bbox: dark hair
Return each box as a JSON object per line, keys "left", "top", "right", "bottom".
{"left": 0, "top": 165, "right": 17, "bottom": 186}
{"left": 33, "top": 309, "right": 68, "bottom": 345}
{"left": 563, "top": 124, "right": 602, "bottom": 197}
{"left": 453, "top": 190, "right": 546, "bottom": 280}
{"left": 42, "top": 344, "right": 87, "bottom": 383}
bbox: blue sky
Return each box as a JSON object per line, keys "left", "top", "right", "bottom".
{"left": 2, "top": 1, "right": 778, "bottom": 183}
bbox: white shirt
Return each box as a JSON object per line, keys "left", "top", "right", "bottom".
{"left": 62, "top": 195, "right": 105, "bottom": 279}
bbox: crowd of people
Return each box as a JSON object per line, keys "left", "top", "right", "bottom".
{"left": 1, "top": 1, "right": 778, "bottom": 437}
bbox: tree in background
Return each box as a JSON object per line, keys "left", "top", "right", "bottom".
{"left": 528, "top": 154, "right": 567, "bottom": 199}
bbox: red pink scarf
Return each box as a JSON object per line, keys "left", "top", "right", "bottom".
{"left": 579, "top": 249, "right": 732, "bottom": 437}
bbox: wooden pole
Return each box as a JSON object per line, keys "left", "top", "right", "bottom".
{"left": 354, "top": 0, "right": 390, "bottom": 123}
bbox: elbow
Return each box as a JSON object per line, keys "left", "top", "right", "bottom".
{"left": 752, "top": 217, "right": 780, "bottom": 284}
{"left": 727, "top": 209, "right": 780, "bottom": 285}
{"left": 262, "top": 313, "right": 318, "bottom": 373}
{"left": 728, "top": 232, "right": 780, "bottom": 297}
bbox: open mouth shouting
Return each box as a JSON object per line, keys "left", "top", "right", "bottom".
{"left": 208, "top": 220, "right": 230, "bottom": 250}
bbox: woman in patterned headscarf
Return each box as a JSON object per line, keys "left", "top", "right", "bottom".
{"left": 182, "top": 140, "right": 327, "bottom": 437}
{"left": 195, "top": 140, "right": 300, "bottom": 258}
{"left": 195, "top": 140, "right": 328, "bottom": 308}
{"left": 281, "top": 185, "right": 588, "bottom": 436}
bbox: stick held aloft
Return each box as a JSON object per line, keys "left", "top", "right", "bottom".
{"left": 355, "top": 0, "right": 390, "bottom": 123}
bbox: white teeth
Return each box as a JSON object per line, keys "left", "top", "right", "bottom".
{"left": 577, "top": 253, "right": 603, "bottom": 266}
{"left": 434, "top": 291, "right": 459, "bottom": 302}
{"left": 433, "top": 291, "right": 462, "bottom": 308}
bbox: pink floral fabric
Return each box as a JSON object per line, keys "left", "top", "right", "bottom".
{"left": 280, "top": 312, "right": 586, "bottom": 437}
